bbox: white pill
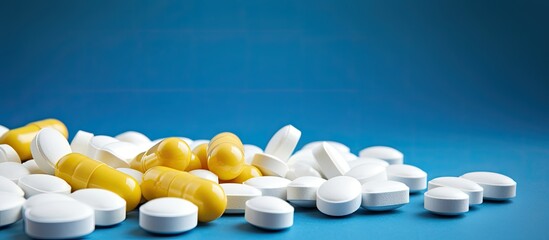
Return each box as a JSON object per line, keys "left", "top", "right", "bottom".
{"left": 287, "top": 176, "right": 326, "bottom": 208}
{"left": 116, "top": 168, "right": 143, "bottom": 184}
{"left": 287, "top": 149, "right": 321, "bottom": 172}
{"left": 316, "top": 176, "right": 362, "bottom": 216}
{"left": 0, "top": 144, "right": 21, "bottom": 163}
{"left": 251, "top": 153, "right": 289, "bottom": 177}
{"left": 424, "top": 187, "right": 469, "bottom": 215}
{"left": 190, "top": 140, "right": 209, "bottom": 150}
{"left": 0, "top": 125, "right": 8, "bottom": 138}
{"left": 115, "top": 131, "right": 151, "bottom": 145}
{"left": 285, "top": 162, "right": 323, "bottom": 181}
{"left": 71, "top": 189, "right": 126, "bottom": 226}
{"left": 95, "top": 141, "right": 141, "bottom": 168}
{"left": 312, "top": 142, "right": 350, "bottom": 179}
{"left": 140, "top": 197, "right": 198, "bottom": 234}
{"left": 428, "top": 177, "right": 484, "bottom": 205}
{"left": 359, "top": 146, "right": 403, "bottom": 165}
{"left": 303, "top": 141, "right": 350, "bottom": 153}
{"left": 23, "top": 193, "right": 77, "bottom": 214}
{"left": 189, "top": 169, "right": 219, "bottom": 183}
{"left": 18, "top": 174, "right": 71, "bottom": 198}
{"left": 387, "top": 164, "right": 427, "bottom": 192}
{"left": 220, "top": 183, "right": 262, "bottom": 214}
{"left": 245, "top": 196, "right": 294, "bottom": 230}
{"left": 348, "top": 157, "right": 389, "bottom": 169}
{"left": 86, "top": 135, "right": 119, "bottom": 159}
{"left": 22, "top": 160, "right": 46, "bottom": 174}
{"left": 0, "top": 175, "right": 24, "bottom": 197}
{"left": 342, "top": 152, "right": 358, "bottom": 161}
{"left": 0, "top": 162, "right": 30, "bottom": 183}
{"left": 25, "top": 200, "right": 95, "bottom": 239}
{"left": 361, "top": 180, "right": 409, "bottom": 211}
{"left": 31, "top": 128, "right": 72, "bottom": 175}
{"left": 460, "top": 171, "right": 516, "bottom": 200}
{"left": 70, "top": 130, "right": 94, "bottom": 155}
{"left": 0, "top": 192, "right": 25, "bottom": 227}
{"left": 244, "top": 144, "right": 263, "bottom": 164}
{"left": 264, "top": 125, "right": 301, "bottom": 162}
{"left": 244, "top": 176, "right": 291, "bottom": 199}
{"left": 345, "top": 163, "right": 387, "bottom": 184}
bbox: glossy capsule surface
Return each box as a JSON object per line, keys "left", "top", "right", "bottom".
{"left": 130, "top": 137, "right": 191, "bottom": 172}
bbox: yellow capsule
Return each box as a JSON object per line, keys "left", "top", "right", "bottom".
{"left": 141, "top": 166, "right": 227, "bottom": 222}
{"left": 184, "top": 153, "right": 202, "bottom": 171}
{"left": 131, "top": 137, "right": 191, "bottom": 172}
{"left": 0, "top": 119, "right": 68, "bottom": 161}
{"left": 208, "top": 132, "right": 243, "bottom": 151}
{"left": 55, "top": 153, "right": 141, "bottom": 211}
{"left": 224, "top": 165, "right": 263, "bottom": 183}
{"left": 192, "top": 143, "right": 209, "bottom": 169}
{"left": 207, "top": 142, "right": 245, "bottom": 180}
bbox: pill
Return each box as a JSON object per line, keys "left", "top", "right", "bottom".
{"left": 221, "top": 183, "right": 262, "bottom": 214}
{"left": 342, "top": 152, "right": 358, "bottom": 161}
{"left": 189, "top": 139, "right": 209, "bottom": 150}
{"left": 316, "top": 176, "right": 362, "bottom": 216}
{"left": 115, "top": 131, "right": 151, "bottom": 145}
{"left": 0, "top": 175, "right": 25, "bottom": 197}
{"left": 428, "top": 177, "right": 483, "bottom": 205}
{"left": 0, "top": 192, "right": 25, "bottom": 227}
{"left": 56, "top": 153, "right": 142, "bottom": 211}
{"left": 189, "top": 169, "right": 219, "bottom": 183}
{"left": 116, "top": 168, "right": 143, "bottom": 184}
{"left": 460, "top": 171, "right": 516, "bottom": 200}
{"left": 30, "top": 128, "right": 72, "bottom": 175}
{"left": 245, "top": 196, "right": 294, "bottom": 230}
{"left": 178, "top": 137, "right": 194, "bottom": 146}
{"left": 344, "top": 163, "right": 387, "bottom": 184}
{"left": 285, "top": 162, "right": 323, "bottom": 181}
{"left": 359, "top": 146, "right": 403, "bottom": 165}
{"left": 208, "top": 132, "right": 243, "bottom": 151}
{"left": 0, "top": 119, "right": 68, "bottom": 161}
{"left": 70, "top": 130, "right": 94, "bottom": 155}
{"left": 0, "top": 125, "right": 8, "bottom": 137}
{"left": 0, "top": 162, "right": 30, "bottom": 183}
{"left": 141, "top": 166, "right": 227, "bottom": 222}
{"left": 348, "top": 157, "right": 389, "bottom": 169}
{"left": 18, "top": 174, "right": 71, "bottom": 198}
{"left": 22, "top": 160, "right": 46, "bottom": 174}
{"left": 287, "top": 149, "right": 321, "bottom": 172}
{"left": 264, "top": 125, "right": 301, "bottom": 162}
{"left": 0, "top": 144, "right": 21, "bottom": 163}
{"left": 361, "top": 180, "right": 409, "bottom": 211}
{"left": 139, "top": 197, "right": 198, "bottom": 234}
{"left": 251, "top": 153, "right": 289, "bottom": 177}
{"left": 244, "top": 144, "right": 263, "bottom": 164}
{"left": 184, "top": 153, "right": 202, "bottom": 171}
{"left": 23, "top": 193, "right": 77, "bottom": 214}
{"left": 71, "top": 188, "right": 126, "bottom": 226}
{"left": 424, "top": 187, "right": 469, "bottom": 215}
{"left": 387, "top": 164, "right": 427, "bottom": 192}
{"left": 86, "top": 135, "right": 119, "bottom": 159}
{"left": 25, "top": 200, "right": 94, "bottom": 239}
{"left": 131, "top": 137, "right": 191, "bottom": 172}
{"left": 95, "top": 141, "right": 141, "bottom": 168}
{"left": 287, "top": 176, "right": 326, "bottom": 208}
{"left": 226, "top": 165, "right": 263, "bottom": 183}
{"left": 208, "top": 138, "right": 245, "bottom": 181}
{"left": 312, "top": 142, "right": 350, "bottom": 179}
{"left": 244, "top": 176, "right": 291, "bottom": 199}
{"left": 192, "top": 143, "right": 209, "bottom": 169}
{"left": 302, "top": 141, "right": 350, "bottom": 153}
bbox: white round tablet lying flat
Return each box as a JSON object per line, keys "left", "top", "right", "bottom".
{"left": 302, "top": 141, "right": 351, "bottom": 153}
{"left": 428, "top": 177, "right": 484, "bottom": 205}
{"left": 287, "top": 149, "right": 321, "bottom": 172}
{"left": 140, "top": 197, "right": 198, "bottom": 234}
{"left": 70, "top": 130, "right": 94, "bottom": 155}
{"left": 460, "top": 171, "right": 516, "bottom": 200}
{"left": 244, "top": 176, "right": 291, "bottom": 200}
{"left": 245, "top": 196, "right": 294, "bottom": 230}
{"left": 285, "top": 162, "right": 323, "bottom": 181}
{"left": 18, "top": 174, "right": 71, "bottom": 198}
{"left": 287, "top": 176, "right": 326, "bottom": 208}
{"left": 0, "top": 175, "right": 25, "bottom": 197}
{"left": 345, "top": 163, "right": 387, "bottom": 184}
{"left": 31, "top": 128, "right": 72, "bottom": 175}
{"left": 348, "top": 157, "right": 389, "bottom": 169}
{"left": 312, "top": 142, "right": 350, "bottom": 179}
{"left": 221, "top": 183, "right": 262, "bottom": 214}
{"left": 316, "top": 176, "right": 362, "bottom": 216}
{"left": 86, "top": 135, "right": 119, "bottom": 159}
{"left": 115, "top": 131, "right": 151, "bottom": 145}
{"left": 22, "top": 160, "right": 46, "bottom": 174}
{"left": 72, "top": 188, "right": 126, "bottom": 226}
{"left": 424, "top": 187, "right": 469, "bottom": 215}
{"left": 0, "top": 192, "right": 25, "bottom": 227}
{"left": 0, "top": 162, "right": 30, "bottom": 183}
{"left": 264, "top": 125, "right": 301, "bottom": 162}
{"left": 95, "top": 141, "right": 141, "bottom": 168}
{"left": 359, "top": 146, "right": 403, "bottom": 165}
{"left": 251, "top": 153, "right": 289, "bottom": 177}
{"left": 0, "top": 144, "right": 21, "bottom": 163}
{"left": 23, "top": 193, "right": 77, "bottom": 214}
{"left": 387, "top": 164, "right": 427, "bottom": 192}
{"left": 361, "top": 180, "right": 409, "bottom": 211}
{"left": 116, "top": 168, "right": 143, "bottom": 184}
{"left": 25, "top": 200, "right": 95, "bottom": 239}
{"left": 244, "top": 144, "right": 263, "bottom": 164}
{"left": 189, "top": 169, "right": 219, "bottom": 183}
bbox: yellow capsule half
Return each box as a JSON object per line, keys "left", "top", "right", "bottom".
{"left": 131, "top": 137, "right": 191, "bottom": 172}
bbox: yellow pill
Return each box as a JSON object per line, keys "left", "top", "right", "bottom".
{"left": 141, "top": 166, "right": 227, "bottom": 222}
{"left": 207, "top": 142, "right": 245, "bottom": 180}
{"left": 192, "top": 143, "right": 209, "bottom": 169}
{"left": 55, "top": 153, "right": 141, "bottom": 211}
{"left": 0, "top": 119, "right": 68, "bottom": 161}
{"left": 131, "top": 137, "right": 191, "bottom": 172}
{"left": 225, "top": 165, "right": 263, "bottom": 183}
{"left": 184, "top": 153, "right": 202, "bottom": 171}
{"left": 209, "top": 132, "right": 243, "bottom": 151}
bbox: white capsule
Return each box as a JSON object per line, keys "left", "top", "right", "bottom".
{"left": 245, "top": 196, "right": 294, "bottom": 230}
{"left": 0, "top": 162, "right": 30, "bottom": 183}
{"left": 361, "top": 180, "right": 409, "bottom": 211}
{"left": 312, "top": 142, "right": 350, "bottom": 179}
{"left": 428, "top": 177, "right": 484, "bottom": 205}
{"left": 0, "top": 144, "right": 21, "bottom": 163}
{"left": 95, "top": 141, "right": 141, "bottom": 168}
{"left": 139, "top": 197, "right": 198, "bottom": 234}
{"left": 460, "top": 172, "right": 516, "bottom": 200}
{"left": 70, "top": 130, "right": 94, "bottom": 155}
{"left": 0, "top": 192, "right": 25, "bottom": 227}
{"left": 18, "top": 174, "right": 71, "bottom": 198}
{"left": 244, "top": 144, "right": 263, "bottom": 165}
{"left": 387, "top": 164, "right": 427, "bottom": 192}
{"left": 116, "top": 168, "right": 143, "bottom": 184}
{"left": 189, "top": 169, "right": 219, "bottom": 183}
{"left": 243, "top": 176, "right": 291, "bottom": 200}
{"left": 316, "top": 176, "right": 362, "bottom": 216}
{"left": 221, "top": 183, "right": 262, "bottom": 214}
{"left": 424, "top": 187, "right": 469, "bottom": 215}
{"left": 115, "top": 131, "right": 151, "bottom": 145}
{"left": 264, "top": 125, "right": 301, "bottom": 162}
{"left": 0, "top": 175, "right": 24, "bottom": 197}
{"left": 71, "top": 188, "right": 126, "bottom": 226}
{"left": 287, "top": 176, "right": 326, "bottom": 208}
{"left": 345, "top": 163, "right": 387, "bottom": 184}
{"left": 251, "top": 153, "right": 289, "bottom": 177}
{"left": 22, "top": 160, "right": 46, "bottom": 174}
{"left": 359, "top": 146, "right": 403, "bottom": 165}
{"left": 285, "top": 162, "right": 323, "bottom": 181}
{"left": 348, "top": 157, "right": 389, "bottom": 169}
{"left": 86, "top": 135, "right": 118, "bottom": 159}
{"left": 25, "top": 200, "right": 95, "bottom": 239}
{"left": 31, "top": 128, "right": 72, "bottom": 175}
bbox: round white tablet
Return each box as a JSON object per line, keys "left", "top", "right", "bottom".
{"left": 460, "top": 171, "right": 516, "bottom": 200}
{"left": 221, "top": 183, "right": 262, "bottom": 214}
{"left": 18, "top": 174, "right": 71, "bottom": 198}
{"left": 344, "top": 163, "right": 387, "bottom": 184}
{"left": 287, "top": 176, "right": 326, "bottom": 208}
{"left": 302, "top": 141, "right": 351, "bottom": 153}
{"left": 0, "top": 175, "right": 25, "bottom": 197}
{"left": 0, "top": 192, "right": 25, "bottom": 227}
{"left": 0, "top": 125, "right": 8, "bottom": 138}
{"left": 116, "top": 168, "right": 143, "bottom": 184}
{"left": 386, "top": 164, "right": 427, "bottom": 192}
{"left": 189, "top": 169, "right": 219, "bottom": 183}
{"left": 140, "top": 197, "right": 198, "bottom": 234}
{"left": 86, "top": 135, "right": 119, "bottom": 159}
{"left": 251, "top": 153, "right": 289, "bottom": 177}
{"left": 22, "top": 160, "right": 46, "bottom": 174}
{"left": 115, "top": 131, "right": 151, "bottom": 145}
{"left": 359, "top": 146, "right": 403, "bottom": 165}
{"left": 25, "top": 200, "right": 95, "bottom": 239}
{"left": 348, "top": 157, "right": 389, "bottom": 169}
{"left": 361, "top": 180, "right": 409, "bottom": 211}
{"left": 31, "top": 128, "right": 72, "bottom": 175}
{"left": 244, "top": 144, "right": 263, "bottom": 164}
{"left": 342, "top": 152, "right": 358, "bottom": 161}
{"left": 243, "top": 176, "right": 291, "bottom": 199}
{"left": 0, "top": 162, "right": 30, "bottom": 183}
{"left": 23, "top": 193, "right": 77, "bottom": 214}
{"left": 0, "top": 144, "right": 21, "bottom": 163}
{"left": 424, "top": 187, "right": 469, "bottom": 215}
{"left": 245, "top": 196, "right": 294, "bottom": 230}
{"left": 95, "top": 141, "right": 141, "bottom": 168}
{"left": 264, "top": 125, "right": 301, "bottom": 162}
{"left": 312, "top": 142, "right": 350, "bottom": 179}
{"left": 428, "top": 177, "right": 483, "bottom": 205}
{"left": 316, "top": 176, "right": 362, "bottom": 216}
{"left": 70, "top": 130, "right": 94, "bottom": 155}
{"left": 285, "top": 162, "right": 323, "bottom": 180}
{"left": 287, "top": 149, "right": 321, "bottom": 172}
{"left": 71, "top": 188, "right": 126, "bottom": 226}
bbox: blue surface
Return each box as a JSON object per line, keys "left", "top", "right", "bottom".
{"left": 1, "top": 0, "right": 548, "bottom": 239}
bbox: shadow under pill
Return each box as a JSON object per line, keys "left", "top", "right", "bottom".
{"left": 483, "top": 199, "right": 513, "bottom": 205}
{"left": 416, "top": 211, "right": 466, "bottom": 220}
{"left": 360, "top": 209, "right": 404, "bottom": 216}
{"left": 236, "top": 222, "right": 289, "bottom": 234}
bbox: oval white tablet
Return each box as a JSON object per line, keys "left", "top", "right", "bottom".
{"left": 70, "top": 130, "right": 94, "bottom": 155}
{"left": 387, "top": 164, "right": 427, "bottom": 192}
{"left": 140, "top": 197, "right": 198, "bottom": 234}
{"left": 312, "top": 142, "right": 350, "bottom": 179}
{"left": 115, "top": 131, "right": 151, "bottom": 145}
{"left": 221, "top": 183, "right": 262, "bottom": 214}
{"left": 0, "top": 144, "right": 21, "bottom": 163}
{"left": 0, "top": 175, "right": 25, "bottom": 197}
{"left": 251, "top": 153, "right": 289, "bottom": 177}
{"left": 25, "top": 200, "right": 95, "bottom": 239}
{"left": 18, "top": 174, "right": 71, "bottom": 198}
{"left": 72, "top": 188, "right": 126, "bottom": 226}
{"left": 23, "top": 193, "right": 77, "bottom": 214}
{"left": 302, "top": 141, "right": 351, "bottom": 153}
{"left": 116, "top": 168, "right": 143, "bottom": 184}
{"left": 189, "top": 169, "right": 219, "bottom": 183}
{"left": 264, "top": 125, "right": 301, "bottom": 162}
{"left": 244, "top": 144, "right": 263, "bottom": 164}
{"left": 348, "top": 157, "right": 389, "bottom": 169}
{"left": 424, "top": 187, "right": 469, "bottom": 215}
{"left": 359, "top": 146, "right": 403, "bottom": 165}
{"left": 345, "top": 163, "right": 387, "bottom": 184}
{"left": 0, "top": 192, "right": 25, "bottom": 227}
{"left": 361, "top": 180, "right": 409, "bottom": 211}
{"left": 245, "top": 196, "right": 294, "bottom": 230}
{"left": 316, "top": 176, "right": 362, "bottom": 216}
{"left": 22, "top": 160, "right": 46, "bottom": 174}
{"left": 0, "top": 162, "right": 30, "bottom": 183}
{"left": 86, "top": 135, "right": 119, "bottom": 159}
{"left": 285, "top": 162, "right": 323, "bottom": 181}
{"left": 287, "top": 176, "right": 326, "bottom": 208}
{"left": 95, "top": 141, "right": 141, "bottom": 168}
{"left": 460, "top": 171, "right": 516, "bottom": 200}
{"left": 31, "top": 128, "right": 72, "bottom": 175}
{"left": 428, "top": 177, "right": 483, "bottom": 205}
{"left": 287, "top": 149, "right": 321, "bottom": 172}
{"left": 243, "top": 176, "right": 291, "bottom": 200}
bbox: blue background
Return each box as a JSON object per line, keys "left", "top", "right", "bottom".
{"left": 1, "top": 0, "right": 548, "bottom": 239}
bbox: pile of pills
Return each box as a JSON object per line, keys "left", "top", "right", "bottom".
{"left": 0, "top": 119, "right": 517, "bottom": 237}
